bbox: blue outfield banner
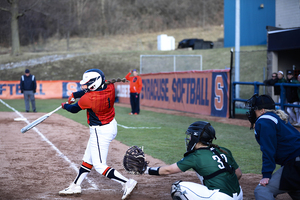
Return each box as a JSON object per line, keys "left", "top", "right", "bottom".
{"left": 0, "top": 71, "right": 230, "bottom": 118}
{"left": 211, "top": 72, "right": 229, "bottom": 117}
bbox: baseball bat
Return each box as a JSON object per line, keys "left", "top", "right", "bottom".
{"left": 21, "top": 105, "right": 62, "bottom": 133}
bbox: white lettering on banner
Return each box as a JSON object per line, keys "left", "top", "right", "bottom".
{"left": 117, "top": 85, "right": 130, "bottom": 97}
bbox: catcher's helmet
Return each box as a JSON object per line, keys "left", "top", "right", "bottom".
{"left": 80, "top": 69, "right": 105, "bottom": 91}
{"left": 185, "top": 121, "right": 216, "bottom": 152}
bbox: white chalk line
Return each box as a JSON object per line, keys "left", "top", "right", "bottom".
{"left": 117, "top": 124, "right": 161, "bottom": 129}
{"left": 0, "top": 99, "right": 98, "bottom": 191}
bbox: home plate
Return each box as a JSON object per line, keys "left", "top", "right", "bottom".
{"left": 14, "top": 117, "right": 27, "bottom": 121}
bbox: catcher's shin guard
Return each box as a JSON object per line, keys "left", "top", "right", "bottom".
{"left": 170, "top": 180, "right": 189, "bottom": 200}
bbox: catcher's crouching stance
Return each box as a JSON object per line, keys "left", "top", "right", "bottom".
{"left": 124, "top": 121, "right": 243, "bottom": 200}
{"left": 59, "top": 69, "right": 137, "bottom": 200}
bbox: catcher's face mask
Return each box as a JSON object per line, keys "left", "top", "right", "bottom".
{"left": 246, "top": 94, "right": 259, "bottom": 130}
{"left": 185, "top": 121, "right": 216, "bottom": 152}
{"left": 185, "top": 130, "right": 199, "bottom": 152}
{"left": 246, "top": 94, "right": 276, "bottom": 130}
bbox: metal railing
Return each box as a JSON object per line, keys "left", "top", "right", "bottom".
{"left": 232, "top": 81, "right": 300, "bottom": 118}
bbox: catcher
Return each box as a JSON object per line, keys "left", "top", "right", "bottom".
{"left": 124, "top": 121, "right": 243, "bottom": 200}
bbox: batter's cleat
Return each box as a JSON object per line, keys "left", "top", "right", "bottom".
{"left": 129, "top": 113, "right": 133, "bottom": 115}
{"left": 134, "top": 113, "right": 138, "bottom": 115}
{"left": 122, "top": 179, "right": 137, "bottom": 200}
{"left": 59, "top": 183, "right": 81, "bottom": 195}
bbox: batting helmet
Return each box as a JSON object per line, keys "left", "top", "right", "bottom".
{"left": 80, "top": 69, "right": 105, "bottom": 91}
{"left": 185, "top": 121, "right": 216, "bottom": 153}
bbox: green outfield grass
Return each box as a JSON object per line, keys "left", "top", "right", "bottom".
{"left": 1, "top": 99, "right": 264, "bottom": 174}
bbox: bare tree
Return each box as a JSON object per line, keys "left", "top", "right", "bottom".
{"left": 0, "top": 0, "right": 38, "bottom": 56}
{"left": 0, "top": 0, "right": 223, "bottom": 51}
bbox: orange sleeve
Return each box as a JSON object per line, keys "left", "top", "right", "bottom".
{"left": 78, "top": 93, "right": 91, "bottom": 110}
{"left": 125, "top": 72, "right": 132, "bottom": 81}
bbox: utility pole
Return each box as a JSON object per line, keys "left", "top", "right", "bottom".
{"left": 235, "top": 0, "right": 240, "bottom": 98}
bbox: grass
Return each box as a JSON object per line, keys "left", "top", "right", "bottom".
{"left": 1, "top": 98, "right": 262, "bottom": 174}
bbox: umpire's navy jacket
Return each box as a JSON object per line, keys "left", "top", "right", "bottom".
{"left": 20, "top": 74, "right": 36, "bottom": 92}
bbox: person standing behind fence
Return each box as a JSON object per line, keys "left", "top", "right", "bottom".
{"left": 125, "top": 69, "right": 143, "bottom": 115}
{"left": 295, "top": 74, "right": 300, "bottom": 126}
{"left": 263, "top": 72, "right": 278, "bottom": 87}
{"left": 286, "top": 70, "right": 299, "bottom": 125}
{"left": 275, "top": 71, "right": 287, "bottom": 99}
{"left": 20, "top": 69, "right": 37, "bottom": 112}
{"left": 263, "top": 72, "right": 278, "bottom": 97}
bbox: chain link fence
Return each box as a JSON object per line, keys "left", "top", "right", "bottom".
{"left": 140, "top": 55, "right": 202, "bottom": 74}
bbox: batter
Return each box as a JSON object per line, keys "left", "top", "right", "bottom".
{"left": 59, "top": 69, "right": 137, "bottom": 200}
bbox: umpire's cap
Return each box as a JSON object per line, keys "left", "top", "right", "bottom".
{"left": 255, "top": 95, "right": 275, "bottom": 110}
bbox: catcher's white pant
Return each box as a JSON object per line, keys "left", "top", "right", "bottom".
{"left": 171, "top": 181, "right": 243, "bottom": 200}
{"left": 82, "top": 118, "right": 117, "bottom": 175}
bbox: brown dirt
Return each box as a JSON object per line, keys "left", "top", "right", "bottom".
{"left": 0, "top": 104, "right": 293, "bottom": 199}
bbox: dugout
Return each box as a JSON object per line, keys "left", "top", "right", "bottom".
{"left": 266, "top": 26, "right": 300, "bottom": 101}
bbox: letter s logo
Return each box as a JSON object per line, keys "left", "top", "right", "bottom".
{"left": 214, "top": 75, "right": 223, "bottom": 110}
{"left": 66, "top": 82, "right": 78, "bottom": 96}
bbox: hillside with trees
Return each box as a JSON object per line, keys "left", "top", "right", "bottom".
{"left": 0, "top": 0, "right": 223, "bottom": 53}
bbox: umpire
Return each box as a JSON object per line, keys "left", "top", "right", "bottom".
{"left": 246, "top": 94, "right": 300, "bottom": 199}
{"left": 20, "top": 69, "right": 37, "bottom": 112}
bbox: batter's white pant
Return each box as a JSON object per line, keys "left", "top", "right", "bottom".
{"left": 171, "top": 181, "right": 243, "bottom": 200}
{"left": 82, "top": 118, "right": 117, "bottom": 174}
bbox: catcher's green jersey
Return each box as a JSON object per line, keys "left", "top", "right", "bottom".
{"left": 177, "top": 147, "right": 240, "bottom": 197}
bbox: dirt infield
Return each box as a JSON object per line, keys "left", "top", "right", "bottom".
{"left": 0, "top": 106, "right": 292, "bottom": 200}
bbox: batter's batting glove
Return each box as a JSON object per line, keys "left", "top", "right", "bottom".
{"left": 68, "top": 93, "right": 75, "bottom": 104}
{"left": 61, "top": 102, "right": 67, "bottom": 109}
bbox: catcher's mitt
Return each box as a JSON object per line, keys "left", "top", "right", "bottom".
{"left": 123, "top": 146, "right": 148, "bottom": 175}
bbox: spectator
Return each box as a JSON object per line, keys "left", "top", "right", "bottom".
{"left": 20, "top": 69, "right": 37, "bottom": 112}
{"left": 263, "top": 72, "right": 278, "bottom": 102}
{"left": 246, "top": 94, "right": 300, "bottom": 200}
{"left": 295, "top": 74, "right": 300, "bottom": 126}
{"left": 286, "top": 70, "right": 299, "bottom": 125}
{"left": 125, "top": 69, "right": 143, "bottom": 115}
{"left": 146, "top": 121, "right": 243, "bottom": 200}
{"left": 263, "top": 72, "right": 278, "bottom": 87}
{"left": 274, "top": 71, "right": 287, "bottom": 98}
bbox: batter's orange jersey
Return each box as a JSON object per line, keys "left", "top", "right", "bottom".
{"left": 125, "top": 72, "right": 143, "bottom": 93}
{"left": 78, "top": 84, "right": 115, "bottom": 126}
